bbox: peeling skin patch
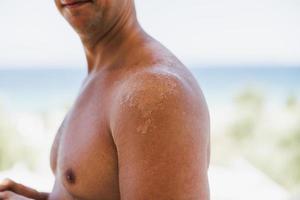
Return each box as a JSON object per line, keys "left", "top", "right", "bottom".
{"left": 119, "top": 71, "right": 182, "bottom": 135}
{"left": 136, "top": 118, "right": 152, "bottom": 134}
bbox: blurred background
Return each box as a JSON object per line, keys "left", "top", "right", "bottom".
{"left": 0, "top": 0, "right": 300, "bottom": 199}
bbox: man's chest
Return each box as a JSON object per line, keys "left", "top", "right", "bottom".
{"left": 49, "top": 82, "right": 120, "bottom": 200}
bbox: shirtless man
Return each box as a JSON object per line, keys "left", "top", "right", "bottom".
{"left": 0, "top": 0, "right": 210, "bottom": 199}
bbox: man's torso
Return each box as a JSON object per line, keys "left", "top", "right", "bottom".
{"left": 49, "top": 69, "right": 123, "bottom": 200}
{"left": 48, "top": 58, "right": 203, "bottom": 200}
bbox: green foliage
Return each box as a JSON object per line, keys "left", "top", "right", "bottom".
{"left": 286, "top": 95, "right": 298, "bottom": 110}
{"left": 279, "top": 125, "right": 300, "bottom": 188}
{"left": 0, "top": 104, "right": 37, "bottom": 171}
{"left": 234, "top": 88, "right": 264, "bottom": 111}
{"left": 229, "top": 120, "right": 255, "bottom": 141}
{"left": 229, "top": 88, "right": 264, "bottom": 143}
{"left": 225, "top": 88, "right": 300, "bottom": 191}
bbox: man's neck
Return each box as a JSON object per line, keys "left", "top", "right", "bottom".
{"left": 80, "top": 8, "right": 145, "bottom": 74}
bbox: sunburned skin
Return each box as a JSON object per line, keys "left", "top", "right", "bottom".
{"left": 0, "top": 0, "right": 210, "bottom": 199}
{"left": 119, "top": 71, "right": 180, "bottom": 135}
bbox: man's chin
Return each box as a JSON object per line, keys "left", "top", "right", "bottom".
{"left": 66, "top": 18, "right": 101, "bottom": 37}
{"left": 63, "top": 14, "right": 90, "bottom": 30}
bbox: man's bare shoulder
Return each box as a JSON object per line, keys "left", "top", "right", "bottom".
{"left": 117, "top": 64, "right": 203, "bottom": 102}
{"left": 109, "top": 65, "right": 210, "bottom": 199}
{"left": 112, "top": 65, "right": 201, "bottom": 111}
{"left": 110, "top": 65, "right": 210, "bottom": 140}
{"left": 119, "top": 66, "right": 191, "bottom": 106}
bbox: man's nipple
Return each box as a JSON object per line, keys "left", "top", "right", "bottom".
{"left": 65, "top": 168, "right": 76, "bottom": 184}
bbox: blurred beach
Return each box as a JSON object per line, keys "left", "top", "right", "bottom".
{"left": 0, "top": 66, "right": 299, "bottom": 199}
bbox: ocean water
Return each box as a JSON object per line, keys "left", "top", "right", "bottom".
{"left": 0, "top": 67, "right": 299, "bottom": 112}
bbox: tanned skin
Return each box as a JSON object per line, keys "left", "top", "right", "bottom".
{"left": 0, "top": 0, "right": 210, "bottom": 199}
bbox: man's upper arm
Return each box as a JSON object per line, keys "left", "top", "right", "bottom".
{"left": 110, "top": 71, "right": 210, "bottom": 200}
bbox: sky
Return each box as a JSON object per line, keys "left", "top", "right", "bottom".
{"left": 0, "top": 0, "right": 300, "bottom": 68}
